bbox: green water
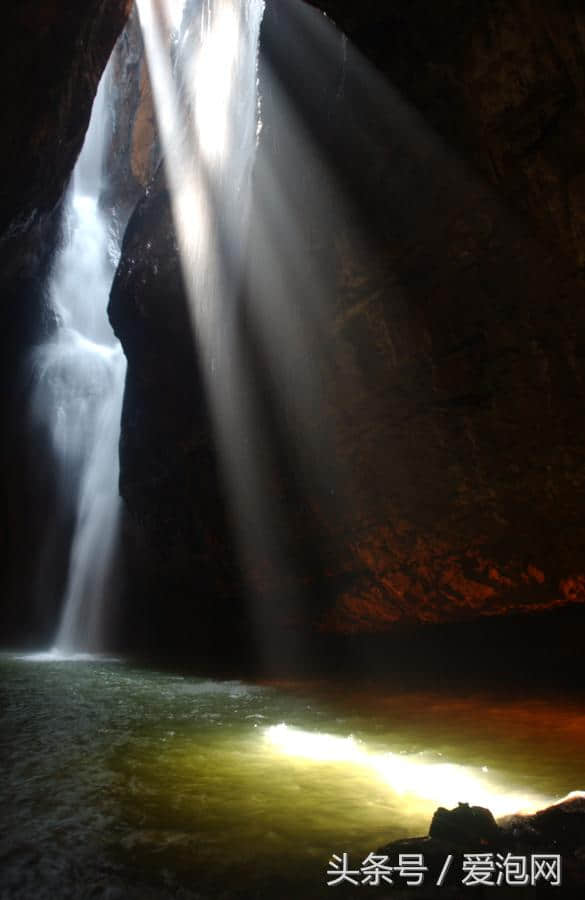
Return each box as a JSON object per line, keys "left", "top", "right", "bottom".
{"left": 0, "top": 653, "right": 583, "bottom": 898}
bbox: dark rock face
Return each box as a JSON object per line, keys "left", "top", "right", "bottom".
{"left": 109, "top": 166, "right": 247, "bottom": 655}
{"left": 263, "top": 0, "right": 585, "bottom": 634}
{"left": 109, "top": 0, "right": 585, "bottom": 652}
{"left": 0, "top": 1, "right": 131, "bottom": 248}
{"left": 309, "top": 0, "right": 585, "bottom": 280}
{"left": 0, "top": 0, "right": 131, "bottom": 360}
{"left": 0, "top": 0, "right": 132, "bottom": 382}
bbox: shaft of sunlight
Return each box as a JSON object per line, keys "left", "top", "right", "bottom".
{"left": 137, "top": 0, "right": 303, "bottom": 666}
{"left": 265, "top": 724, "right": 551, "bottom": 818}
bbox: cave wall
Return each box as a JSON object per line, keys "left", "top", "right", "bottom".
{"left": 110, "top": 165, "right": 247, "bottom": 654}
{"left": 0, "top": 0, "right": 132, "bottom": 377}
{"left": 2, "top": 0, "right": 585, "bottom": 649}
{"left": 108, "top": 0, "right": 585, "bottom": 647}
{"left": 308, "top": 0, "right": 585, "bottom": 280}
{"left": 264, "top": 0, "right": 585, "bottom": 631}
{"left": 1, "top": 1, "right": 130, "bottom": 241}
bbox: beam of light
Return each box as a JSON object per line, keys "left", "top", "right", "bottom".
{"left": 135, "top": 0, "right": 462, "bottom": 664}
{"left": 137, "top": 0, "right": 302, "bottom": 668}
{"left": 265, "top": 723, "right": 552, "bottom": 818}
{"left": 136, "top": 0, "right": 261, "bottom": 383}
{"left": 136, "top": 0, "right": 210, "bottom": 275}
{"left": 242, "top": 86, "right": 354, "bottom": 518}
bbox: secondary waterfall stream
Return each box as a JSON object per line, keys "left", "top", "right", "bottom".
{"left": 32, "top": 62, "right": 126, "bottom": 654}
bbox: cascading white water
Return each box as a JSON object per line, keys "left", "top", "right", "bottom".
{"left": 29, "top": 0, "right": 263, "bottom": 656}
{"left": 31, "top": 61, "right": 126, "bottom": 654}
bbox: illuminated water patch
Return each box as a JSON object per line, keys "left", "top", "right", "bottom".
{"left": 2, "top": 657, "right": 583, "bottom": 898}
{"left": 265, "top": 723, "right": 549, "bottom": 817}
{"left": 15, "top": 650, "right": 120, "bottom": 663}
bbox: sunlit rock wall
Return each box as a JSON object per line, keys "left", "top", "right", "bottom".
{"left": 104, "top": 5, "right": 160, "bottom": 223}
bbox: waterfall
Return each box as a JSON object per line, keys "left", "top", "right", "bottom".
{"left": 28, "top": 0, "right": 264, "bottom": 655}
{"left": 31, "top": 61, "right": 126, "bottom": 655}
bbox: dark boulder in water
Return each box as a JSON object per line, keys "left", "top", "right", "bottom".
{"left": 376, "top": 795, "right": 585, "bottom": 896}
{"left": 429, "top": 801, "right": 502, "bottom": 846}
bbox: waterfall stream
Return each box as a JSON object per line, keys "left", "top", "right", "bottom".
{"left": 30, "top": 0, "right": 265, "bottom": 655}
{"left": 32, "top": 62, "right": 126, "bottom": 655}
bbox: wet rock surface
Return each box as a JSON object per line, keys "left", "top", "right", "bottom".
{"left": 103, "top": 4, "right": 160, "bottom": 224}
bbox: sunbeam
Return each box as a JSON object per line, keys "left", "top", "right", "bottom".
{"left": 136, "top": 0, "right": 300, "bottom": 666}
{"left": 265, "top": 723, "right": 551, "bottom": 818}
{"left": 135, "top": 0, "right": 551, "bottom": 660}
{"left": 135, "top": 0, "right": 458, "bottom": 664}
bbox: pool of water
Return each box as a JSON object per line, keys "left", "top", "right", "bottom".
{"left": 1, "top": 653, "right": 583, "bottom": 898}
